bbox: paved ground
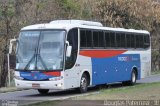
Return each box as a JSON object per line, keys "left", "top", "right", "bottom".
{"left": 0, "top": 88, "right": 99, "bottom": 105}
{"left": 0, "top": 74, "right": 159, "bottom": 105}
{"left": 137, "top": 74, "right": 160, "bottom": 83}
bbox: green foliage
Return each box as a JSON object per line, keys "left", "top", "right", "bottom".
{"left": 35, "top": 2, "right": 45, "bottom": 12}
{"left": 81, "top": 9, "right": 91, "bottom": 19}
{"left": 0, "top": 1, "right": 15, "bottom": 18}
{"left": 58, "top": 0, "right": 79, "bottom": 10}
{"left": 56, "top": 0, "right": 81, "bottom": 18}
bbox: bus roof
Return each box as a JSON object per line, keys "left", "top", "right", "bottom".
{"left": 21, "top": 20, "right": 150, "bottom": 34}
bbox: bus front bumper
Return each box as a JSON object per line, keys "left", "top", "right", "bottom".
{"left": 14, "top": 79, "right": 64, "bottom": 90}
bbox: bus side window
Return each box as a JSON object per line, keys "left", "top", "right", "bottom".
{"left": 121, "top": 33, "right": 126, "bottom": 48}
{"left": 65, "top": 28, "right": 78, "bottom": 69}
{"left": 80, "top": 30, "right": 92, "bottom": 48}
{"left": 86, "top": 30, "right": 92, "bottom": 48}
{"left": 99, "top": 31, "right": 105, "bottom": 48}
{"left": 144, "top": 34, "right": 150, "bottom": 48}
{"left": 80, "top": 30, "right": 86, "bottom": 47}
{"left": 130, "top": 34, "right": 135, "bottom": 48}
{"left": 93, "top": 31, "right": 99, "bottom": 47}
{"left": 116, "top": 33, "right": 121, "bottom": 48}
{"left": 105, "top": 31, "right": 110, "bottom": 48}
{"left": 93, "top": 31, "right": 104, "bottom": 48}
{"left": 135, "top": 35, "right": 139, "bottom": 48}
{"left": 126, "top": 34, "right": 131, "bottom": 48}
{"left": 139, "top": 34, "right": 144, "bottom": 48}
{"left": 136, "top": 34, "right": 144, "bottom": 49}
{"left": 110, "top": 32, "right": 116, "bottom": 47}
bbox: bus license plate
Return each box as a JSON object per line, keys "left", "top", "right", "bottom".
{"left": 32, "top": 83, "right": 40, "bottom": 88}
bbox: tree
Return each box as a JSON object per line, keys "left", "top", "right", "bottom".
{"left": 0, "top": 0, "right": 15, "bottom": 87}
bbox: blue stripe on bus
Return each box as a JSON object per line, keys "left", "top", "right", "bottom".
{"left": 91, "top": 54, "right": 141, "bottom": 85}
{"left": 20, "top": 72, "right": 55, "bottom": 80}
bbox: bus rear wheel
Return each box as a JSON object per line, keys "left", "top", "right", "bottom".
{"left": 38, "top": 89, "right": 49, "bottom": 94}
{"left": 79, "top": 74, "right": 88, "bottom": 93}
{"left": 122, "top": 69, "right": 137, "bottom": 86}
{"left": 130, "top": 70, "right": 137, "bottom": 85}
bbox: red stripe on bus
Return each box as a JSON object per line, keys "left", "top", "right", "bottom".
{"left": 80, "top": 50, "right": 127, "bottom": 58}
{"left": 43, "top": 71, "right": 61, "bottom": 76}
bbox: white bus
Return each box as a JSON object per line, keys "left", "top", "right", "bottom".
{"left": 13, "top": 20, "right": 151, "bottom": 94}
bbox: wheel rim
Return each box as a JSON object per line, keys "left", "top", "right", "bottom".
{"left": 132, "top": 72, "right": 136, "bottom": 83}
{"left": 81, "top": 77, "right": 87, "bottom": 90}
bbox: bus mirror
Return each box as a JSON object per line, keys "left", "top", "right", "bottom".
{"left": 9, "top": 39, "right": 17, "bottom": 54}
{"left": 9, "top": 54, "right": 16, "bottom": 69}
{"left": 66, "top": 45, "right": 72, "bottom": 57}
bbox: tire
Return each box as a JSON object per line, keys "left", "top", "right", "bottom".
{"left": 38, "top": 89, "right": 49, "bottom": 94}
{"left": 122, "top": 69, "right": 137, "bottom": 86}
{"left": 79, "top": 74, "right": 88, "bottom": 93}
{"left": 130, "top": 70, "right": 137, "bottom": 85}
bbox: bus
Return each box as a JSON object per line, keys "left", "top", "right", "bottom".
{"left": 12, "top": 20, "right": 151, "bottom": 94}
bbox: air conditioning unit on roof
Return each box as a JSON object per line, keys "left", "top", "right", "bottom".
{"left": 50, "top": 20, "right": 103, "bottom": 27}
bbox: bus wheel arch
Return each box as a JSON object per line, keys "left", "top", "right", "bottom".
{"left": 79, "top": 71, "right": 90, "bottom": 93}
{"left": 130, "top": 67, "right": 138, "bottom": 85}
{"left": 122, "top": 67, "right": 138, "bottom": 86}
{"left": 83, "top": 71, "right": 90, "bottom": 86}
{"left": 132, "top": 67, "right": 138, "bottom": 80}
{"left": 38, "top": 89, "right": 49, "bottom": 94}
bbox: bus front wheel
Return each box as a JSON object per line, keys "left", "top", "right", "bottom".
{"left": 38, "top": 89, "right": 49, "bottom": 94}
{"left": 79, "top": 74, "right": 88, "bottom": 93}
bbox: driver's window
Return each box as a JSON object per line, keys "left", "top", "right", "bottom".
{"left": 65, "top": 28, "right": 78, "bottom": 69}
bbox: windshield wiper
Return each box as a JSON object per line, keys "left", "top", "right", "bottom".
{"left": 24, "top": 48, "right": 37, "bottom": 70}
{"left": 23, "top": 48, "right": 48, "bottom": 70}
{"left": 37, "top": 48, "right": 48, "bottom": 70}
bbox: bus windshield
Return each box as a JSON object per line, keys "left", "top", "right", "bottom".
{"left": 16, "top": 30, "right": 65, "bottom": 71}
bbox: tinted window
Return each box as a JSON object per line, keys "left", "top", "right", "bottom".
{"left": 126, "top": 34, "right": 131, "bottom": 48}
{"left": 80, "top": 30, "right": 92, "bottom": 48}
{"left": 80, "top": 29, "right": 150, "bottom": 49}
{"left": 115, "top": 32, "right": 126, "bottom": 48}
{"left": 136, "top": 35, "right": 140, "bottom": 48}
{"left": 93, "top": 31, "right": 99, "bottom": 47}
{"left": 136, "top": 34, "right": 145, "bottom": 48}
{"left": 110, "top": 32, "right": 116, "bottom": 47}
{"left": 121, "top": 33, "right": 126, "bottom": 47}
{"left": 130, "top": 34, "right": 135, "bottom": 48}
{"left": 139, "top": 35, "right": 144, "bottom": 48}
{"left": 116, "top": 33, "right": 121, "bottom": 47}
{"left": 80, "top": 30, "right": 86, "bottom": 47}
{"left": 144, "top": 34, "right": 150, "bottom": 48}
{"left": 93, "top": 31, "right": 104, "bottom": 48}
{"left": 99, "top": 31, "right": 104, "bottom": 47}
{"left": 66, "top": 28, "right": 78, "bottom": 69}
{"left": 105, "top": 32, "right": 110, "bottom": 47}
{"left": 86, "top": 30, "right": 92, "bottom": 47}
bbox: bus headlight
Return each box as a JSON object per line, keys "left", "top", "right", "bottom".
{"left": 49, "top": 76, "right": 63, "bottom": 81}
{"left": 14, "top": 76, "right": 24, "bottom": 80}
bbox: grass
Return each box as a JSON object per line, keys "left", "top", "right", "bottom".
{"left": 25, "top": 82, "right": 160, "bottom": 106}
{"left": 0, "top": 87, "right": 18, "bottom": 93}
{"left": 151, "top": 70, "right": 160, "bottom": 75}
{"left": 23, "top": 101, "right": 56, "bottom": 106}
{"left": 75, "top": 82, "right": 160, "bottom": 100}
